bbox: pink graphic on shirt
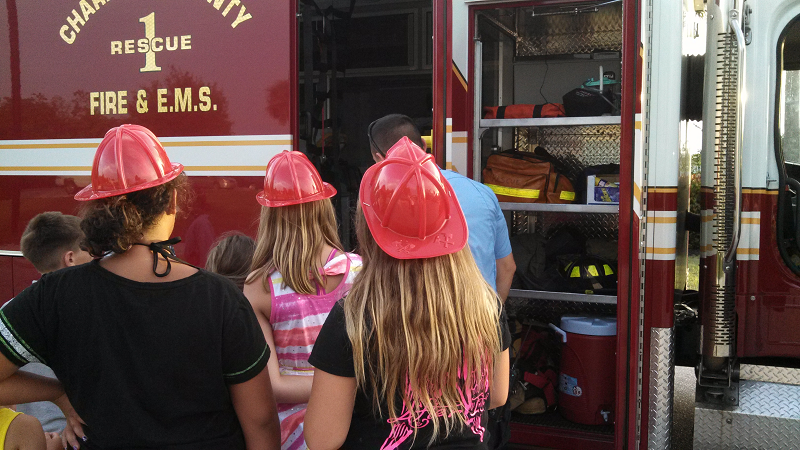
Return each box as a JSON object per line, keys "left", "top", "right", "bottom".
{"left": 380, "top": 361, "right": 489, "bottom": 450}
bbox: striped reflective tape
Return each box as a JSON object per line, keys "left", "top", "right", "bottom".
{"left": 0, "top": 308, "right": 43, "bottom": 365}
{"left": 485, "top": 184, "right": 540, "bottom": 199}
{"left": 646, "top": 211, "right": 677, "bottom": 260}
{"left": 737, "top": 211, "right": 761, "bottom": 260}
{"left": 560, "top": 191, "right": 576, "bottom": 201}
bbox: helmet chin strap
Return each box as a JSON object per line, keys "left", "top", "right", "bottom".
{"left": 132, "top": 237, "right": 198, "bottom": 277}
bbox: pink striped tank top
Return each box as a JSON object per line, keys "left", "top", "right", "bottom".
{"left": 268, "top": 250, "right": 362, "bottom": 450}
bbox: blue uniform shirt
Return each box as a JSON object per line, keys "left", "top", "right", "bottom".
{"left": 442, "top": 170, "right": 512, "bottom": 291}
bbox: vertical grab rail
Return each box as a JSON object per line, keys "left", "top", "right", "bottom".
{"left": 703, "top": 2, "right": 746, "bottom": 376}
{"left": 473, "top": 36, "right": 483, "bottom": 181}
{"left": 724, "top": 10, "right": 746, "bottom": 265}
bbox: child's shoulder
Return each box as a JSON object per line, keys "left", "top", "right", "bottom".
{"left": 323, "top": 252, "right": 362, "bottom": 276}
{"left": 0, "top": 407, "right": 20, "bottom": 424}
{"left": 343, "top": 251, "right": 362, "bottom": 265}
{"left": 3, "top": 411, "right": 46, "bottom": 450}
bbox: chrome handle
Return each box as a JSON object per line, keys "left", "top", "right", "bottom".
{"left": 724, "top": 10, "right": 746, "bottom": 265}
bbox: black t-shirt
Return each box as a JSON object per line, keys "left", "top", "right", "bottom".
{"left": 309, "top": 301, "right": 511, "bottom": 450}
{"left": 0, "top": 260, "right": 268, "bottom": 450}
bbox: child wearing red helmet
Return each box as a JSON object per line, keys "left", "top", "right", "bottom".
{"left": 0, "top": 125, "right": 280, "bottom": 450}
{"left": 305, "top": 137, "right": 510, "bottom": 449}
{"left": 244, "top": 151, "right": 362, "bottom": 450}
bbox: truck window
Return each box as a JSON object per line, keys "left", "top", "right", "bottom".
{"left": 777, "top": 16, "right": 800, "bottom": 270}
{"left": 780, "top": 19, "right": 800, "bottom": 164}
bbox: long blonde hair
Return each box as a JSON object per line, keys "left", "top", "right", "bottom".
{"left": 247, "top": 199, "right": 343, "bottom": 294}
{"left": 344, "top": 206, "right": 502, "bottom": 444}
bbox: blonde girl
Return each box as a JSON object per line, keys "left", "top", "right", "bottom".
{"left": 244, "top": 151, "right": 362, "bottom": 450}
{"left": 305, "top": 137, "right": 510, "bottom": 449}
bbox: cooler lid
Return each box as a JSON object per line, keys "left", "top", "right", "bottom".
{"left": 560, "top": 315, "right": 617, "bottom": 336}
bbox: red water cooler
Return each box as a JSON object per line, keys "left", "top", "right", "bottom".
{"left": 550, "top": 315, "right": 617, "bottom": 425}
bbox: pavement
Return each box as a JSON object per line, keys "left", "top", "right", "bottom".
{"left": 672, "top": 365, "right": 696, "bottom": 450}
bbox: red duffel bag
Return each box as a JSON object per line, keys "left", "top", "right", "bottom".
{"left": 483, "top": 103, "right": 566, "bottom": 119}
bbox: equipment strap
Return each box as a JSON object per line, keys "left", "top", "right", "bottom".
{"left": 496, "top": 106, "right": 507, "bottom": 119}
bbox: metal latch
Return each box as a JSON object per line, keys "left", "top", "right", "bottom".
{"left": 697, "top": 359, "right": 740, "bottom": 406}
{"left": 743, "top": 2, "right": 752, "bottom": 45}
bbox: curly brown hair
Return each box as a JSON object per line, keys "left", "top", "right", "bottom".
{"left": 80, "top": 174, "right": 192, "bottom": 257}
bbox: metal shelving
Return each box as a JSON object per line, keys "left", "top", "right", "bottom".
{"left": 476, "top": 5, "right": 623, "bottom": 447}
{"left": 480, "top": 116, "right": 621, "bottom": 128}
{"left": 508, "top": 289, "right": 617, "bottom": 304}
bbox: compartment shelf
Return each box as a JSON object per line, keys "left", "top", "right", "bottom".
{"left": 508, "top": 289, "right": 616, "bottom": 304}
{"left": 480, "top": 116, "right": 621, "bottom": 128}
{"left": 499, "top": 202, "right": 618, "bottom": 213}
{"left": 509, "top": 411, "right": 614, "bottom": 450}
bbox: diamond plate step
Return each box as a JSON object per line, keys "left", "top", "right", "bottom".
{"left": 739, "top": 364, "right": 800, "bottom": 386}
{"left": 694, "top": 380, "right": 800, "bottom": 449}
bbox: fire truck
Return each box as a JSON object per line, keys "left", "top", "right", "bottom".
{"left": 1, "top": 0, "right": 799, "bottom": 449}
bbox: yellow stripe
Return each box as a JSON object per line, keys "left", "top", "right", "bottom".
{"left": 634, "top": 183, "right": 642, "bottom": 205}
{"left": 697, "top": 215, "right": 758, "bottom": 224}
{"left": 646, "top": 247, "right": 676, "bottom": 254}
{"left": 183, "top": 166, "right": 266, "bottom": 171}
{"left": 0, "top": 164, "right": 267, "bottom": 172}
{"left": 0, "top": 139, "right": 290, "bottom": 150}
{"left": 446, "top": 125, "right": 453, "bottom": 133}
{"left": 452, "top": 136, "right": 469, "bottom": 143}
{"left": 0, "top": 143, "right": 95, "bottom": 149}
{"left": 0, "top": 166, "right": 91, "bottom": 171}
{"left": 649, "top": 187, "right": 678, "bottom": 193}
{"left": 646, "top": 216, "right": 677, "bottom": 223}
{"left": 635, "top": 121, "right": 642, "bottom": 130}
{"left": 688, "top": 188, "right": 780, "bottom": 196}
{"left": 560, "top": 190, "right": 576, "bottom": 201}
{"left": 164, "top": 140, "right": 291, "bottom": 147}
{"left": 696, "top": 246, "right": 760, "bottom": 255}
{"left": 452, "top": 64, "right": 468, "bottom": 91}
{"left": 742, "top": 188, "right": 779, "bottom": 196}
{"left": 1, "top": 165, "right": 270, "bottom": 172}
{"left": 485, "top": 184, "right": 540, "bottom": 199}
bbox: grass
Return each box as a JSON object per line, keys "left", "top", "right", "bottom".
{"left": 687, "top": 253, "right": 700, "bottom": 291}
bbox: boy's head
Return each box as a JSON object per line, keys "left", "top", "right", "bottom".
{"left": 368, "top": 114, "right": 426, "bottom": 163}
{"left": 20, "top": 212, "right": 92, "bottom": 274}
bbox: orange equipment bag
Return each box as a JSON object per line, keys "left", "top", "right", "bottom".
{"left": 482, "top": 151, "right": 576, "bottom": 204}
{"left": 483, "top": 104, "right": 566, "bottom": 119}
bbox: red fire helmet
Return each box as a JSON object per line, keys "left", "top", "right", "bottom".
{"left": 74, "top": 124, "right": 184, "bottom": 201}
{"left": 360, "top": 137, "right": 467, "bottom": 259}
{"left": 256, "top": 151, "right": 337, "bottom": 207}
